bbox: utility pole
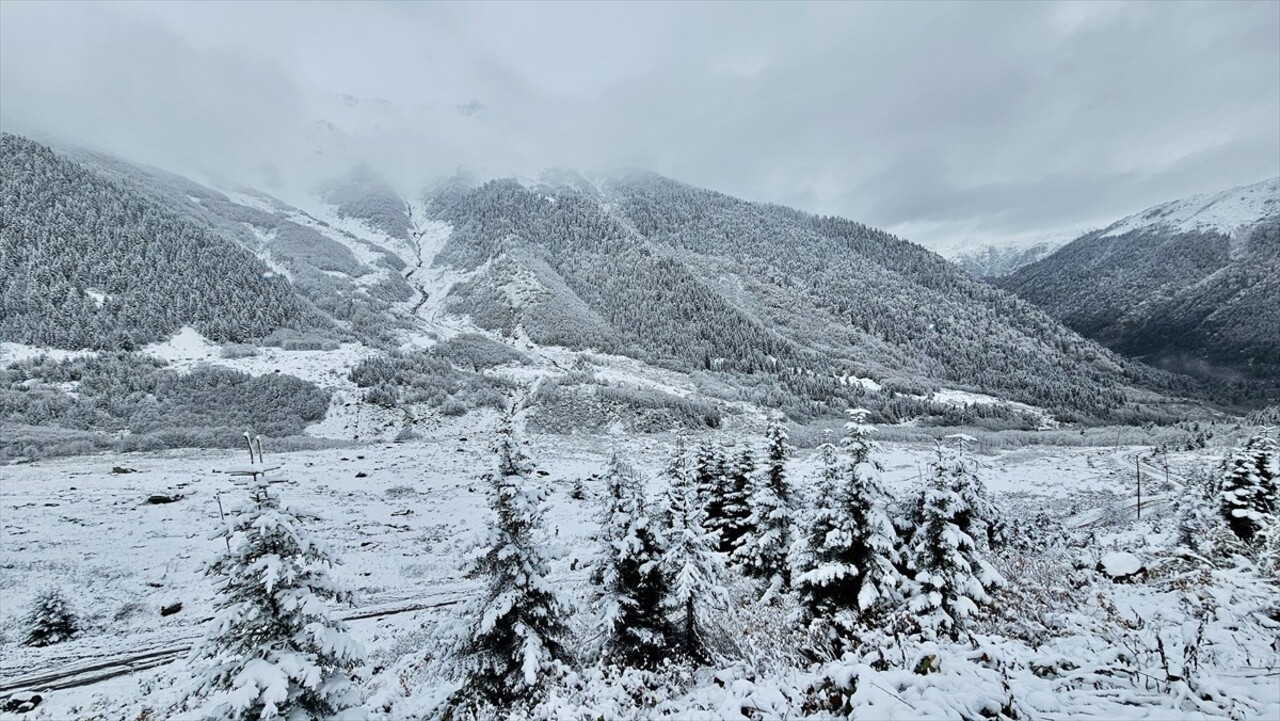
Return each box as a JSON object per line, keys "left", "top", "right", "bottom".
{"left": 1136, "top": 453, "right": 1142, "bottom": 520}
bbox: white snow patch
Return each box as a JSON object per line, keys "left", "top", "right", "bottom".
{"left": 142, "top": 326, "right": 220, "bottom": 364}
{"left": 0, "top": 343, "right": 95, "bottom": 365}
{"left": 843, "top": 374, "right": 882, "bottom": 392}
{"left": 84, "top": 288, "right": 109, "bottom": 308}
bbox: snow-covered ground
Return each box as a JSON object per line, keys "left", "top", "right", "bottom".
{"left": 3, "top": 421, "right": 1275, "bottom": 719}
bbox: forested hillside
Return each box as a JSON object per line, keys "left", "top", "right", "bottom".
{"left": 0, "top": 134, "right": 324, "bottom": 349}
{"left": 427, "top": 174, "right": 1214, "bottom": 422}
{"left": 1001, "top": 178, "right": 1280, "bottom": 387}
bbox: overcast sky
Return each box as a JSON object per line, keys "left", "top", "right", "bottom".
{"left": 2, "top": 0, "right": 1277, "bottom": 251}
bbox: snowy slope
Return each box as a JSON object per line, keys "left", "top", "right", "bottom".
{"left": 1100, "top": 176, "right": 1280, "bottom": 242}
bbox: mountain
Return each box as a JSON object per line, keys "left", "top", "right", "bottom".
{"left": 953, "top": 241, "right": 1061, "bottom": 279}
{"left": 423, "top": 172, "right": 1220, "bottom": 422}
{"left": 999, "top": 178, "right": 1280, "bottom": 389}
{"left": 0, "top": 133, "right": 1227, "bottom": 435}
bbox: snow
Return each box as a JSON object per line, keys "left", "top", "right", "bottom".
{"left": 1101, "top": 176, "right": 1279, "bottom": 240}
{"left": 141, "top": 326, "right": 220, "bottom": 363}
{"left": 83, "top": 289, "right": 108, "bottom": 309}
{"left": 0, "top": 343, "right": 93, "bottom": 365}
{"left": 1098, "top": 551, "right": 1144, "bottom": 579}
{"left": 3, "top": 430, "right": 1275, "bottom": 720}
{"left": 931, "top": 389, "right": 1058, "bottom": 428}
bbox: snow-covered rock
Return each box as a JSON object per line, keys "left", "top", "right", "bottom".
{"left": 1097, "top": 551, "right": 1145, "bottom": 582}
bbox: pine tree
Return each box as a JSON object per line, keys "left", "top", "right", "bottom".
{"left": 591, "top": 454, "right": 673, "bottom": 669}
{"left": 735, "top": 417, "right": 794, "bottom": 590}
{"left": 905, "top": 442, "right": 1005, "bottom": 639}
{"left": 1249, "top": 434, "right": 1278, "bottom": 517}
{"left": 1221, "top": 435, "right": 1278, "bottom": 543}
{"left": 659, "top": 441, "right": 729, "bottom": 663}
{"left": 1176, "top": 468, "right": 1231, "bottom": 560}
{"left": 451, "top": 413, "right": 574, "bottom": 709}
{"left": 712, "top": 447, "right": 755, "bottom": 556}
{"left": 935, "top": 433, "right": 999, "bottom": 548}
{"left": 188, "top": 478, "right": 364, "bottom": 721}
{"left": 794, "top": 411, "right": 902, "bottom": 638}
{"left": 23, "top": 588, "right": 79, "bottom": 647}
{"left": 694, "top": 440, "right": 730, "bottom": 544}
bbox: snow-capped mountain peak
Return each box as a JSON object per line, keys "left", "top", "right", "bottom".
{"left": 1100, "top": 177, "right": 1279, "bottom": 239}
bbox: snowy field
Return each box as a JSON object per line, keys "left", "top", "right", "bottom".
{"left": 3, "top": 418, "right": 1276, "bottom": 719}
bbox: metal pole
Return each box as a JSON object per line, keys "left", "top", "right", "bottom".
{"left": 1136, "top": 454, "right": 1142, "bottom": 520}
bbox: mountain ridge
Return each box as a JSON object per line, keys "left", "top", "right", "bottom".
{"left": 999, "top": 177, "right": 1280, "bottom": 391}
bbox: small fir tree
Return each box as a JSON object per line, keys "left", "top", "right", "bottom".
{"left": 736, "top": 417, "right": 794, "bottom": 590}
{"left": 711, "top": 447, "right": 756, "bottom": 556}
{"left": 1220, "top": 435, "right": 1278, "bottom": 543}
{"left": 794, "top": 412, "right": 902, "bottom": 638}
{"left": 591, "top": 454, "right": 673, "bottom": 669}
{"left": 659, "top": 442, "right": 729, "bottom": 663}
{"left": 1246, "top": 434, "right": 1278, "bottom": 519}
{"left": 917, "top": 434, "right": 1001, "bottom": 549}
{"left": 905, "top": 442, "right": 1005, "bottom": 639}
{"left": 694, "top": 440, "right": 730, "bottom": 540}
{"left": 188, "top": 478, "right": 365, "bottom": 721}
{"left": 1175, "top": 468, "right": 1232, "bottom": 560}
{"left": 23, "top": 588, "right": 79, "bottom": 647}
{"left": 450, "top": 413, "right": 575, "bottom": 710}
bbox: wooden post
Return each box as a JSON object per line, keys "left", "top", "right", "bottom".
{"left": 215, "top": 493, "right": 230, "bottom": 551}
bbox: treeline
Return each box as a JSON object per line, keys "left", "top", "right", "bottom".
{"left": 0, "top": 352, "right": 330, "bottom": 459}
{"left": 348, "top": 333, "right": 526, "bottom": 414}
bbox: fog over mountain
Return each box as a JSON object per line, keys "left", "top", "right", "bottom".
{"left": 2, "top": 1, "right": 1277, "bottom": 249}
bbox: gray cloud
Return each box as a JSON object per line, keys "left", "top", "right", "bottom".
{"left": 2, "top": 0, "right": 1276, "bottom": 251}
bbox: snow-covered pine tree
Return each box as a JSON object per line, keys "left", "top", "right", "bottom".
{"left": 792, "top": 438, "right": 844, "bottom": 621}
{"left": 842, "top": 408, "right": 878, "bottom": 468}
{"left": 936, "top": 433, "right": 1000, "bottom": 548}
{"left": 1175, "top": 468, "right": 1231, "bottom": 560}
{"left": 735, "top": 417, "right": 794, "bottom": 590}
{"left": 794, "top": 412, "right": 902, "bottom": 638}
{"left": 1221, "top": 435, "right": 1278, "bottom": 543}
{"left": 713, "top": 447, "right": 756, "bottom": 556}
{"left": 694, "top": 440, "right": 730, "bottom": 545}
{"left": 659, "top": 445, "right": 729, "bottom": 663}
{"left": 1248, "top": 433, "right": 1277, "bottom": 517}
{"left": 23, "top": 588, "right": 78, "bottom": 647}
{"left": 591, "top": 454, "right": 673, "bottom": 669}
{"left": 188, "top": 478, "right": 365, "bottom": 721}
{"left": 905, "top": 442, "right": 1005, "bottom": 639}
{"left": 450, "top": 413, "right": 575, "bottom": 710}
